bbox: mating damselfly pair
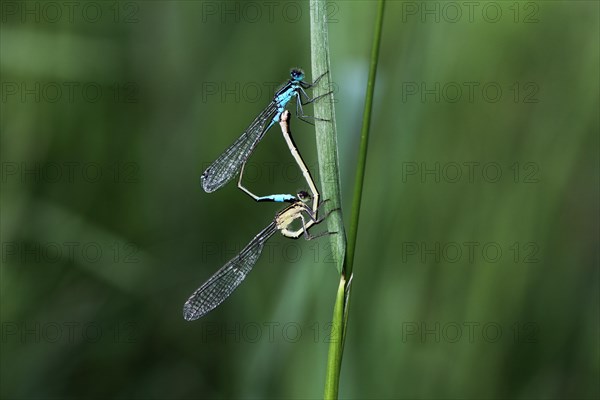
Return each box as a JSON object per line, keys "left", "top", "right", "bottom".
{"left": 183, "top": 69, "right": 335, "bottom": 321}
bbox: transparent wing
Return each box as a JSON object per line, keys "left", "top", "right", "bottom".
{"left": 201, "top": 102, "right": 278, "bottom": 193}
{"left": 183, "top": 222, "right": 278, "bottom": 321}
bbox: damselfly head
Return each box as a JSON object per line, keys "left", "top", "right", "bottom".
{"left": 297, "top": 190, "right": 311, "bottom": 203}
{"left": 290, "top": 68, "right": 305, "bottom": 82}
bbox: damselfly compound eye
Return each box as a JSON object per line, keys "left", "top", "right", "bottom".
{"left": 297, "top": 190, "right": 311, "bottom": 202}
{"left": 290, "top": 68, "right": 305, "bottom": 81}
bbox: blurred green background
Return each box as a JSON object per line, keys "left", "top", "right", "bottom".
{"left": 1, "top": 1, "right": 598, "bottom": 399}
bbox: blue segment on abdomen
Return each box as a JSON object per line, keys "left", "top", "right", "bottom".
{"left": 258, "top": 194, "right": 295, "bottom": 202}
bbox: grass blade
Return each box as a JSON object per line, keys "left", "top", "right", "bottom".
{"left": 309, "top": 0, "right": 346, "bottom": 274}
{"left": 311, "top": 0, "right": 386, "bottom": 398}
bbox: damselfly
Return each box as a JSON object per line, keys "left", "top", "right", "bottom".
{"left": 200, "top": 68, "right": 329, "bottom": 194}
{"left": 182, "top": 192, "right": 334, "bottom": 321}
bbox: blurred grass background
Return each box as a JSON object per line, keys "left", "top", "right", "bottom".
{"left": 1, "top": 1, "right": 598, "bottom": 399}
